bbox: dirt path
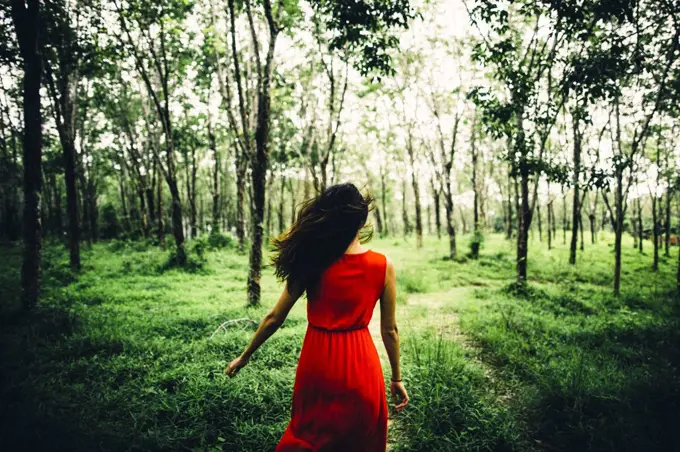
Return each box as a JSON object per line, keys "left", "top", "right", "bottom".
{"left": 369, "top": 287, "right": 476, "bottom": 449}
{"left": 370, "top": 285, "right": 511, "bottom": 450}
{"left": 368, "top": 286, "right": 476, "bottom": 357}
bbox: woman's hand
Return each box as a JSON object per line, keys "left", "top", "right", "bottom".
{"left": 225, "top": 355, "right": 249, "bottom": 378}
{"left": 390, "top": 381, "right": 409, "bottom": 412}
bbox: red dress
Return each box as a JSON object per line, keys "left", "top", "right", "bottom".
{"left": 276, "top": 250, "right": 388, "bottom": 452}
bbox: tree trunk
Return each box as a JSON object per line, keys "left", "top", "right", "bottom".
{"left": 407, "top": 136, "right": 423, "bottom": 249}
{"left": 211, "top": 137, "right": 220, "bottom": 233}
{"left": 471, "top": 130, "right": 480, "bottom": 257}
{"left": 652, "top": 193, "right": 659, "bottom": 271}
{"left": 266, "top": 173, "right": 274, "bottom": 238}
{"left": 614, "top": 171, "right": 624, "bottom": 296}
{"left": 551, "top": 201, "right": 557, "bottom": 240}
{"left": 190, "top": 148, "right": 198, "bottom": 239}
{"left": 381, "top": 168, "right": 388, "bottom": 237}
{"left": 665, "top": 190, "right": 671, "bottom": 257}
{"left": 58, "top": 120, "right": 81, "bottom": 270}
{"left": 12, "top": 0, "right": 43, "bottom": 310}
{"left": 589, "top": 212, "right": 596, "bottom": 245}
{"left": 506, "top": 173, "right": 513, "bottom": 240}
{"left": 401, "top": 178, "right": 410, "bottom": 238}
{"left": 432, "top": 183, "right": 441, "bottom": 240}
{"left": 119, "top": 169, "right": 128, "bottom": 233}
{"left": 289, "top": 178, "right": 296, "bottom": 225}
{"left": 637, "top": 197, "right": 643, "bottom": 253}
{"left": 517, "top": 168, "right": 531, "bottom": 283}
{"left": 278, "top": 174, "right": 285, "bottom": 235}
{"left": 632, "top": 199, "right": 638, "bottom": 248}
{"left": 138, "top": 189, "right": 148, "bottom": 237}
{"left": 89, "top": 187, "right": 101, "bottom": 243}
{"left": 579, "top": 209, "right": 585, "bottom": 251}
{"left": 569, "top": 119, "right": 581, "bottom": 265}
{"left": 562, "top": 186, "right": 568, "bottom": 245}
{"left": 236, "top": 159, "right": 247, "bottom": 252}
{"left": 536, "top": 204, "right": 543, "bottom": 243}
{"left": 547, "top": 201, "right": 553, "bottom": 250}
{"left": 590, "top": 190, "right": 599, "bottom": 244}
{"left": 247, "top": 147, "right": 266, "bottom": 306}
{"left": 52, "top": 172, "right": 63, "bottom": 236}
{"left": 460, "top": 207, "right": 468, "bottom": 235}
{"left": 374, "top": 206, "right": 384, "bottom": 236}
{"left": 247, "top": 18, "right": 279, "bottom": 307}
{"left": 146, "top": 184, "right": 155, "bottom": 232}
{"left": 157, "top": 162, "right": 165, "bottom": 248}
{"left": 168, "top": 180, "right": 186, "bottom": 262}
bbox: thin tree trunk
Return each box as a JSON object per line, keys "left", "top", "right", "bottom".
{"left": 138, "top": 189, "right": 148, "bottom": 237}
{"left": 278, "top": 174, "right": 285, "bottom": 235}
{"left": 569, "top": 118, "right": 581, "bottom": 264}
{"left": 537, "top": 204, "right": 543, "bottom": 243}
{"left": 190, "top": 147, "right": 198, "bottom": 238}
{"left": 236, "top": 159, "right": 247, "bottom": 252}
{"left": 53, "top": 172, "right": 63, "bottom": 236}
{"left": 289, "top": 178, "right": 296, "bottom": 225}
{"left": 637, "top": 197, "right": 643, "bottom": 253}
{"left": 119, "top": 169, "right": 128, "bottom": 233}
{"left": 12, "top": 0, "right": 43, "bottom": 309}
{"left": 374, "top": 206, "right": 384, "bottom": 236}
{"left": 614, "top": 170, "right": 624, "bottom": 296}
{"left": 579, "top": 209, "right": 585, "bottom": 252}
{"left": 551, "top": 201, "right": 557, "bottom": 240}
{"left": 157, "top": 161, "right": 165, "bottom": 249}
{"left": 266, "top": 173, "right": 274, "bottom": 238}
{"left": 517, "top": 168, "right": 530, "bottom": 283}
{"left": 632, "top": 199, "right": 638, "bottom": 248}
{"left": 432, "top": 181, "right": 441, "bottom": 240}
{"left": 665, "top": 190, "right": 671, "bottom": 256}
{"left": 407, "top": 136, "right": 423, "bottom": 249}
{"left": 381, "top": 168, "right": 388, "bottom": 237}
{"left": 460, "top": 207, "right": 468, "bottom": 235}
{"left": 547, "top": 200, "right": 553, "bottom": 250}
{"left": 57, "top": 120, "right": 81, "bottom": 270}
{"left": 401, "top": 177, "right": 410, "bottom": 238}
{"left": 507, "top": 172, "right": 514, "bottom": 240}
{"left": 210, "top": 125, "right": 220, "bottom": 232}
{"left": 652, "top": 193, "right": 659, "bottom": 271}
{"left": 562, "top": 185, "right": 568, "bottom": 245}
{"left": 471, "top": 121, "right": 480, "bottom": 257}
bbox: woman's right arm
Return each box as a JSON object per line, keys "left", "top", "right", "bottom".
{"left": 380, "top": 258, "right": 409, "bottom": 412}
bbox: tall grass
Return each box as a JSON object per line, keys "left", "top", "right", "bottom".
{"left": 1, "top": 232, "right": 678, "bottom": 451}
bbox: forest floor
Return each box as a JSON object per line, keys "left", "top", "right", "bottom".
{"left": 1, "top": 233, "right": 679, "bottom": 451}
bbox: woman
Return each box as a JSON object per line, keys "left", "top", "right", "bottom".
{"left": 225, "top": 183, "right": 408, "bottom": 451}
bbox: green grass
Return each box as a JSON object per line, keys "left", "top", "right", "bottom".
{"left": 1, "top": 232, "right": 678, "bottom": 451}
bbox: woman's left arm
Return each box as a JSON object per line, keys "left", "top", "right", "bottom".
{"left": 225, "top": 282, "right": 303, "bottom": 377}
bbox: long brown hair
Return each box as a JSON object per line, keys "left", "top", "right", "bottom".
{"left": 270, "top": 183, "right": 374, "bottom": 293}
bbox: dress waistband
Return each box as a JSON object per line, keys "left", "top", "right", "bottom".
{"left": 308, "top": 323, "right": 369, "bottom": 333}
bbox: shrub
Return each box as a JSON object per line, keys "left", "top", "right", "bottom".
{"left": 208, "top": 231, "right": 235, "bottom": 249}
{"left": 99, "top": 203, "right": 122, "bottom": 239}
{"left": 469, "top": 230, "right": 485, "bottom": 258}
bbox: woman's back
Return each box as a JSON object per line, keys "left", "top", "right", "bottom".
{"left": 226, "top": 183, "right": 407, "bottom": 452}
{"left": 277, "top": 249, "right": 389, "bottom": 451}
{"left": 307, "top": 250, "right": 387, "bottom": 331}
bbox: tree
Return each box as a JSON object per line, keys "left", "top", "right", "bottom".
{"left": 42, "top": 0, "right": 95, "bottom": 269}
{"left": 10, "top": 0, "right": 43, "bottom": 309}
{"left": 470, "top": 110, "right": 481, "bottom": 258}
{"left": 598, "top": 1, "right": 680, "bottom": 294}
{"left": 113, "top": 0, "right": 193, "bottom": 265}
